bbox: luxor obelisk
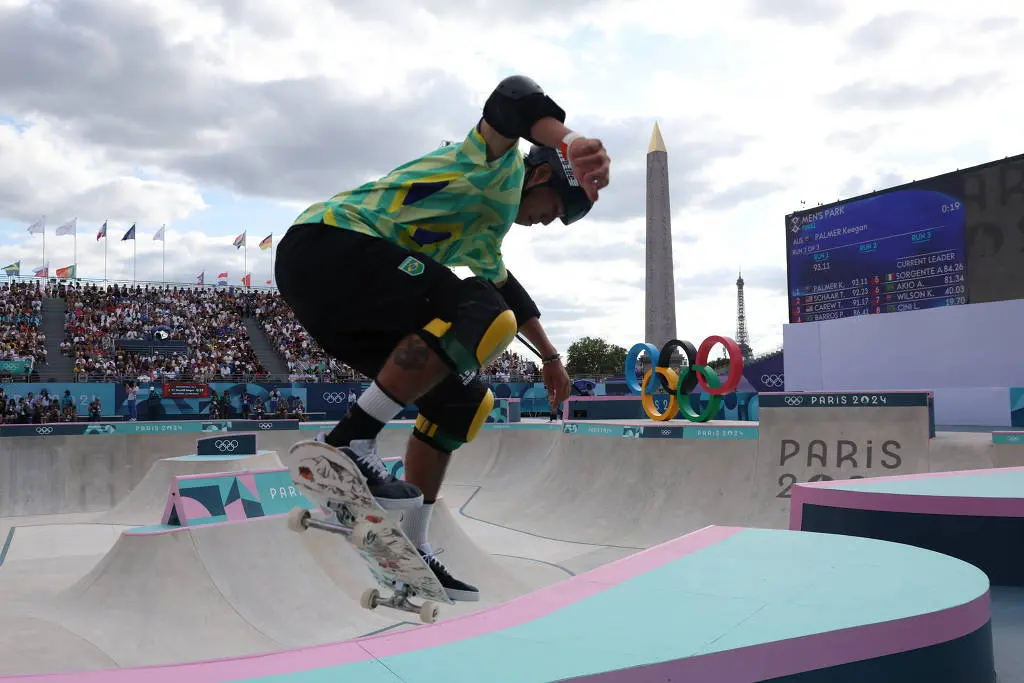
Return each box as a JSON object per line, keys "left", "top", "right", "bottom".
{"left": 644, "top": 122, "right": 677, "bottom": 349}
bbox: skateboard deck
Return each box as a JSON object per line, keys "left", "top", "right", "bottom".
{"left": 283, "top": 440, "right": 452, "bottom": 623}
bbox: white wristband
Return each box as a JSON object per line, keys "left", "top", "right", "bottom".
{"left": 559, "top": 132, "right": 584, "bottom": 162}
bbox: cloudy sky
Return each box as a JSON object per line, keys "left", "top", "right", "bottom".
{"left": 1, "top": 0, "right": 1021, "bottom": 361}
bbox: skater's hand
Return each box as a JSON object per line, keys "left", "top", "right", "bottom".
{"left": 542, "top": 358, "right": 572, "bottom": 410}
{"left": 567, "top": 137, "right": 610, "bottom": 202}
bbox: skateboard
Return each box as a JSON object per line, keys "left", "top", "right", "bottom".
{"left": 283, "top": 440, "right": 452, "bottom": 624}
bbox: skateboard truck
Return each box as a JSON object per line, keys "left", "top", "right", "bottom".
{"left": 287, "top": 507, "right": 442, "bottom": 624}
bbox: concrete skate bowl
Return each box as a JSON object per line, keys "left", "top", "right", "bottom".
{"left": 0, "top": 409, "right": 1020, "bottom": 681}
{"left": 0, "top": 425, "right": 579, "bottom": 676}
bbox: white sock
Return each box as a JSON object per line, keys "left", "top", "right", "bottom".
{"left": 401, "top": 501, "right": 434, "bottom": 551}
{"left": 357, "top": 381, "right": 404, "bottom": 424}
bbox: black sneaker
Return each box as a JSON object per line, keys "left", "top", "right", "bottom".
{"left": 312, "top": 435, "right": 423, "bottom": 510}
{"left": 420, "top": 548, "right": 479, "bottom": 602}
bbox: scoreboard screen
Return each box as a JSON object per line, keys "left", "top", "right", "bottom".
{"left": 785, "top": 155, "right": 1024, "bottom": 323}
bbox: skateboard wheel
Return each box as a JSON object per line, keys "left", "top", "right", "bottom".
{"left": 419, "top": 601, "right": 440, "bottom": 624}
{"left": 352, "top": 521, "right": 377, "bottom": 549}
{"left": 286, "top": 507, "right": 311, "bottom": 533}
{"left": 360, "top": 587, "right": 380, "bottom": 610}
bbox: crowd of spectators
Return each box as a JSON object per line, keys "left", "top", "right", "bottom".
{"left": 249, "top": 292, "right": 361, "bottom": 381}
{"left": 0, "top": 387, "right": 99, "bottom": 424}
{"left": 480, "top": 350, "right": 538, "bottom": 382}
{"left": 60, "top": 283, "right": 267, "bottom": 382}
{"left": 0, "top": 281, "right": 47, "bottom": 371}
{"left": 0, "top": 278, "right": 538, "bottom": 385}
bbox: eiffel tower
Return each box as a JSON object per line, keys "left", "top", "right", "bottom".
{"left": 735, "top": 270, "right": 753, "bottom": 359}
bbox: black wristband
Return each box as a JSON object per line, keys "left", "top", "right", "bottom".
{"left": 542, "top": 353, "right": 561, "bottom": 364}
{"left": 498, "top": 270, "right": 540, "bottom": 325}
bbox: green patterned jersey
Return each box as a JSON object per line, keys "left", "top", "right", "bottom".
{"left": 292, "top": 124, "right": 525, "bottom": 284}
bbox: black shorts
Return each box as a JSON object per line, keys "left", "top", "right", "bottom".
{"left": 274, "top": 222, "right": 464, "bottom": 377}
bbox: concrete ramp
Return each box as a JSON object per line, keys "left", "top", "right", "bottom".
{"left": 456, "top": 428, "right": 760, "bottom": 547}
{"left": 0, "top": 500, "right": 560, "bottom": 674}
{"left": 13, "top": 517, "right": 395, "bottom": 670}
{"left": 95, "top": 452, "right": 282, "bottom": 525}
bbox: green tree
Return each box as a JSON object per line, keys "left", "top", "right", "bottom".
{"left": 566, "top": 336, "right": 629, "bottom": 375}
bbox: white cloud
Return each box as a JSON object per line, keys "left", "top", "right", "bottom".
{"left": 0, "top": 0, "right": 1022, "bottom": 361}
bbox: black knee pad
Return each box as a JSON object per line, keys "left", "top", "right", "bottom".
{"left": 418, "top": 276, "right": 517, "bottom": 377}
{"left": 412, "top": 375, "right": 493, "bottom": 454}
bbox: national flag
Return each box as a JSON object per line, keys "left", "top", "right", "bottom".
{"left": 265, "top": 279, "right": 272, "bottom": 285}
{"left": 55, "top": 218, "right": 77, "bottom": 236}
{"left": 241, "top": 273, "right": 251, "bottom": 287}
{"left": 55, "top": 265, "right": 76, "bottom": 279}
{"left": 153, "top": 225, "right": 166, "bottom": 241}
{"left": 196, "top": 272, "right": 204, "bottom": 285}
{"left": 26, "top": 217, "right": 45, "bottom": 235}
{"left": 33, "top": 264, "right": 48, "bottom": 277}
{"left": 2, "top": 261, "right": 20, "bottom": 276}
{"left": 122, "top": 224, "right": 136, "bottom": 241}
{"left": 886, "top": 273, "right": 895, "bottom": 281}
{"left": 259, "top": 234, "right": 272, "bottom": 250}
{"left": 217, "top": 271, "right": 228, "bottom": 279}
{"left": 233, "top": 231, "right": 246, "bottom": 249}
{"left": 97, "top": 221, "right": 107, "bottom": 241}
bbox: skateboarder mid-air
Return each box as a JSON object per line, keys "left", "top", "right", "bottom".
{"left": 275, "top": 75, "right": 612, "bottom": 602}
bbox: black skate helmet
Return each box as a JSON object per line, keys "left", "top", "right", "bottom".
{"left": 523, "top": 145, "right": 593, "bottom": 225}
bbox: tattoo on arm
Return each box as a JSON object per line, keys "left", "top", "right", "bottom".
{"left": 393, "top": 336, "right": 431, "bottom": 370}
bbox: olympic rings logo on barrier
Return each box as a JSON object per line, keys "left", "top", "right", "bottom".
{"left": 322, "top": 393, "right": 347, "bottom": 403}
{"left": 258, "top": 423, "right": 273, "bottom": 430}
{"left": 784, "top": 396, "right": 804, "bottom": 406}
{"left": 214, "top": 439, "right": 239, "bottom": 451}
{"left": 625, "top": 336, "right": 744, "bottom": 423}
{"left": 761, "top": 374, "right": 784, "bottom": 388}
{"left": 36, "top": 426, "right": 53, "bottom": 435}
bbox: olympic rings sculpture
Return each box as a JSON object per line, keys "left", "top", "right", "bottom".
{"left": 214, "top": 439, "right": 239, "bottom": 451}
{"left": 624, "top": 336, "right": 744, "bottom": 423}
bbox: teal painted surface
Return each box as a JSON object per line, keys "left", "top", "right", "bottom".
{"left": 254, "top": 471, "right": 316, "bottom": 516}
{"left": 823, "top": 468, "right": 1024, "bottom": 497}
{"left": 993, "top": 432, "right": 1024, "bottom": 445}
{"left": 244, "top": 528, "right": 989, "bottom": 683}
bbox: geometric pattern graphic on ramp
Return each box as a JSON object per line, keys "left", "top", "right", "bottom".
{"left": 162, "top": 468, "right": 314, "bottom": 526}
{"left": 0, "top": 526, "right": 995, "bottom": 682}
{"left": 95, "top": 451, "right": 283, "bottom": 526}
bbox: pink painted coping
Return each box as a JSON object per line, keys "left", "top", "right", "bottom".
{"left": 2, "top": 526, "right": 742, "bottom": 683}
{"left": 789, "top": 466, "right": 1024, "bottom": 529}
{"left": 578, "top": 592, "right": 989, "bottom": 683}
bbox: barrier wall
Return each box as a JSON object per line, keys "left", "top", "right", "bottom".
{"left": 783, "top": 299, "right": 1024, "bottom": 426}
{"left": 3, "top": 379, "right": 1014, "bottom": 429}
